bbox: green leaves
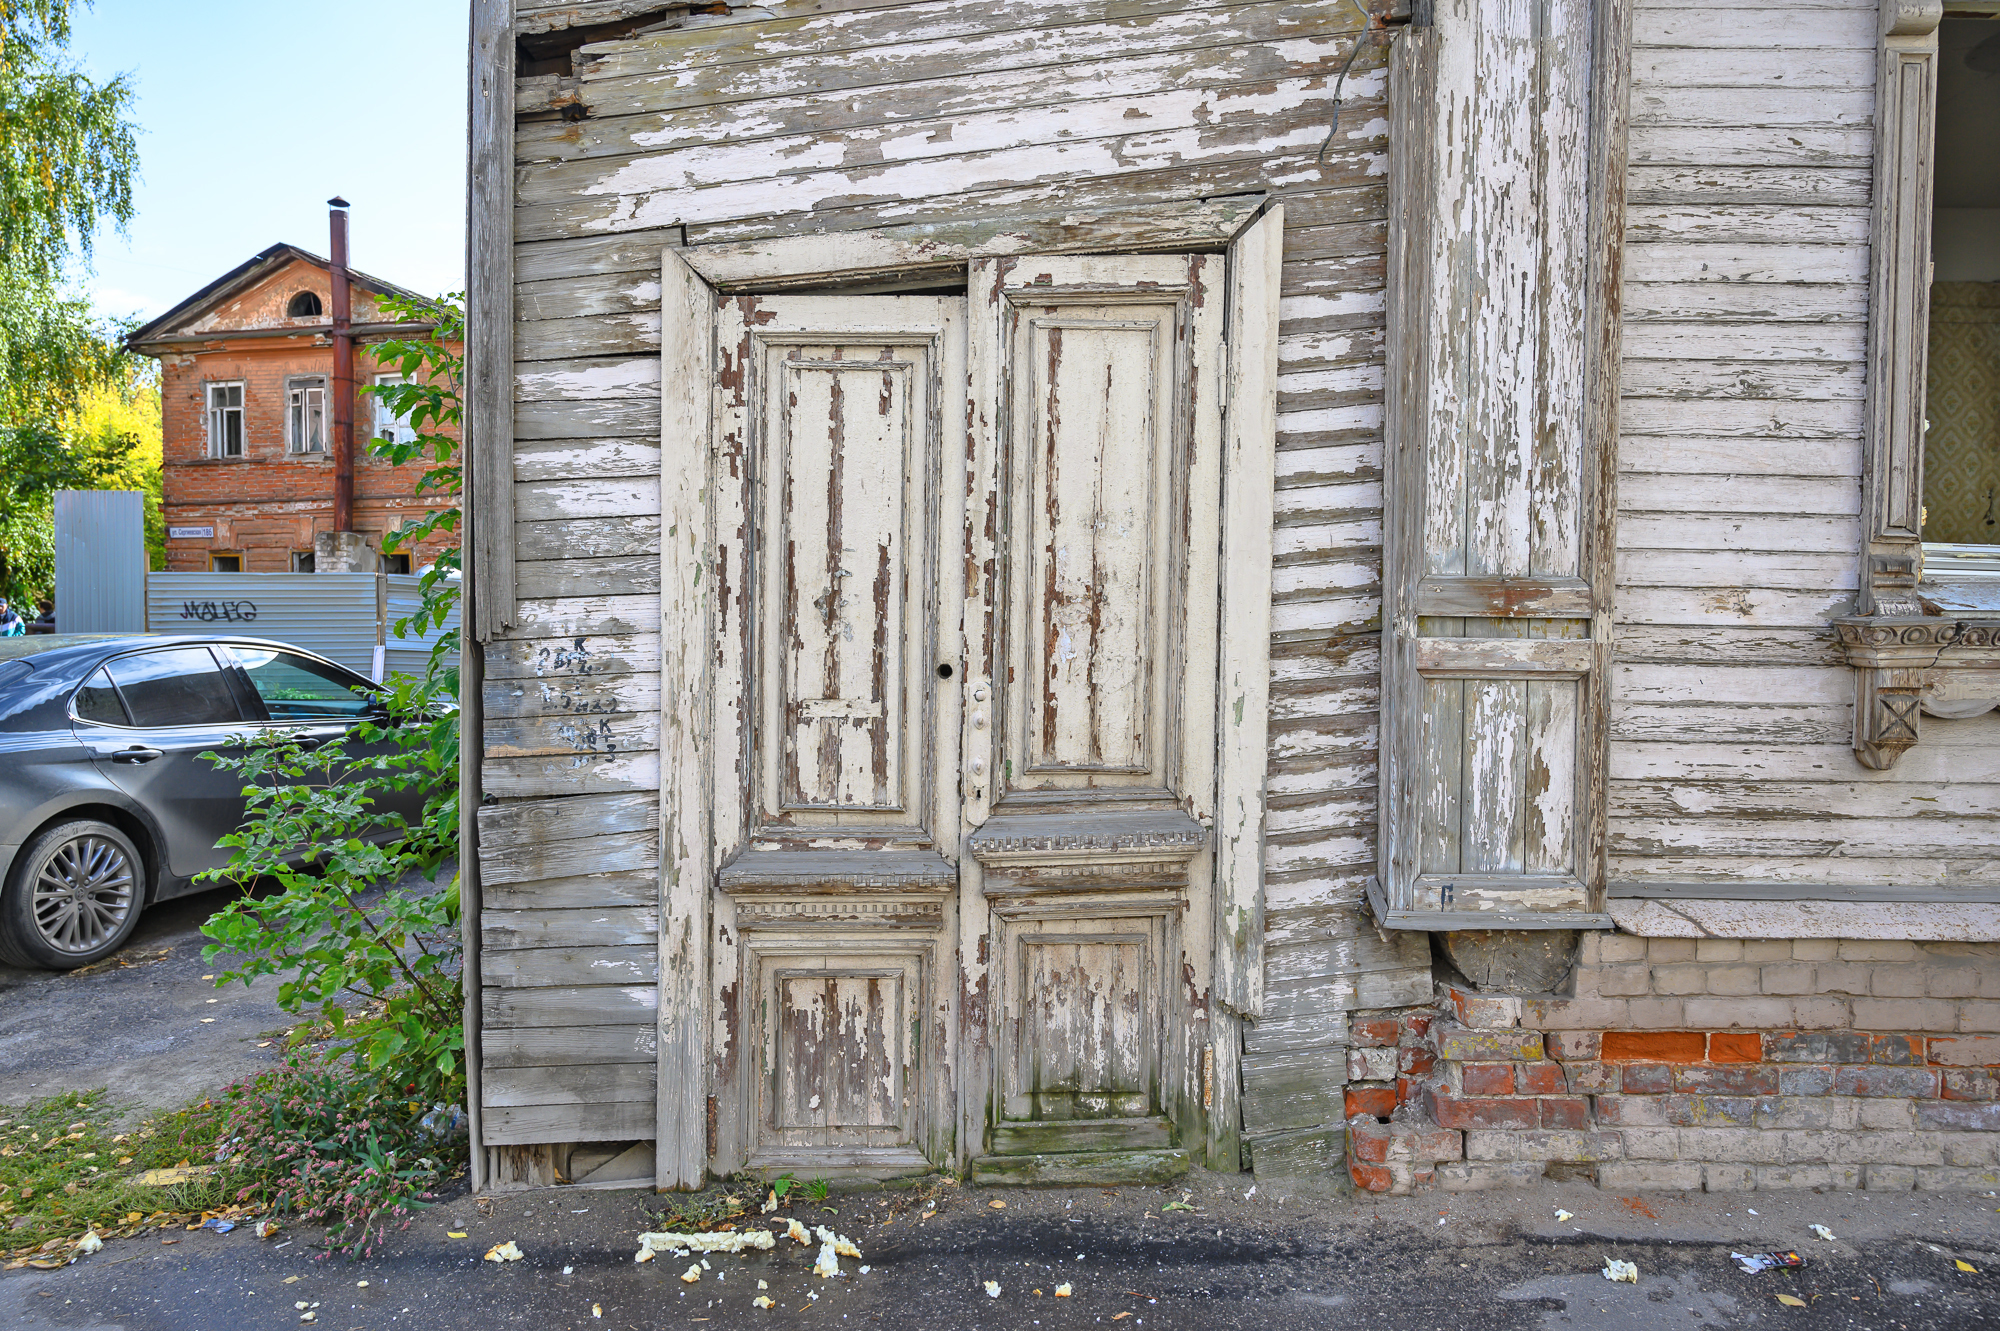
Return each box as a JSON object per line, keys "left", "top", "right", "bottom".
{"left": 197, "top": 709, "right": 464, "bottom": 1107}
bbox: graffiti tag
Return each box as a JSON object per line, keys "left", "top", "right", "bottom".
{"left": 178, "top": 599, "right": 259, "bottom": 623}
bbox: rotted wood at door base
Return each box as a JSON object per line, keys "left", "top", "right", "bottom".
{"left": 476, "top": 0, "right": 1421, "bottom": 1170}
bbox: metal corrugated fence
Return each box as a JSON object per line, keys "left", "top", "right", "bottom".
{"left": 54, "top": 491, "right": 147, "bottom": 633}
{"left": 145, "top": 573, "right": 458, "bottom": 680}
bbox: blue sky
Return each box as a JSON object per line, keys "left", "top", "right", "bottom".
{"left": 71, "top": 0, "right": 470, "bottom": 323}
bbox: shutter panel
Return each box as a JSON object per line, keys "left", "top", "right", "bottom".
{"left": 1372, "top": 0, "right": 1625, "bottom": 930}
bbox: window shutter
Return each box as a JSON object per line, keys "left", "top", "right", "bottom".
{"left": 1372, "top": 0, "right": 1626, "bottom": 931}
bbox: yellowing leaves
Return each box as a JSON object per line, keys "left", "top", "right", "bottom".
{"left": 1776, "top": 1295, "right": 1807, "bottom": 1308}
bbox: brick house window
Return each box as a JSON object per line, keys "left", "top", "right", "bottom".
{"left": 287, "top": 291, "right": 322, "bottom": 318}
{"left": 287, "top": 376, "right": 328, "bottom": 454}
{"left": 210, "top": 553, "right": 242, "bottom": 572}
{"left": 291, "top": 551, "right": 316, "bottom": 572}
{"left": 382, "top": 553, "right": 411, "bottom": 575}
{"left": 206, "top": 382, "right": 245, "bottom": 458}
{"left": 373, "top": 374, "right": 415, "bottom": 446}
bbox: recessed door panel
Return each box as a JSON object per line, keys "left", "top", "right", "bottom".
{"left": 1012, "top": 927, "right": 1155, "bottom": 1120}
{"left": 1024, "top": 317, "right": 1166, "bottom": 776}
{"left": 776, "top": 353, "right": 917, "bottom": 812}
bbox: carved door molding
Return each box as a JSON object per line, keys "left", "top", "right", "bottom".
{"left": 656, "top": 210, "right": 1283, "bottom": 1190}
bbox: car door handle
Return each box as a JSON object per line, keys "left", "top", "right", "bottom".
{"left": 110, "top": 746, "right": 164, "bottom": 764}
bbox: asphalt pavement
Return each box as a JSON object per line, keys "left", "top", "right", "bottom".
{"left": 1, "top": 1169, "right": 1996, "bottom": 1330}
{"left": 0, "top": 882, "right": 295, "bottom": 1115}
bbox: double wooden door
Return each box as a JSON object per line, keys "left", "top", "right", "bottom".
{"left": 680, "top": 255, "right": 1230, "bottom": 1183}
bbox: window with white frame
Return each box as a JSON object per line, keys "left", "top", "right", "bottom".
{"left": 206, "top": 382, "right": 245, "bottom": 458}
{"left": 373, "top": 374, "right": 416, "bottom": 445}
{"left": 286, "top": 376, "right": 327, "bottom": 455}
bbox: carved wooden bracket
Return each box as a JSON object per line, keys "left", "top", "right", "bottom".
{"left": 1833, "top": 617, "right": 2000, "bottom": 769}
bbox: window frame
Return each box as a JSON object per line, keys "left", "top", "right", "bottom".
{"left": 209, "top": 552, "right": 242, "bottom": 573}
{"left": 286, "top": 375, "right": 329, "bottom": 456}
{"left": 372, "top": 372, "right": 416, "bottom": 446}
{"left": 79, "top": 646, "right": 252, "bottom": 731}
{"left": 205, "top": 380, "right": 246, "bottom": 459}
{"left": 1838, "top": 1, "right": 2000, "bottom": 770}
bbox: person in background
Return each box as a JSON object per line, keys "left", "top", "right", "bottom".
{"left": 27, "top": 599, "right": 55, "bottom": 634}
{"left": 0, "top": 600, "right": 22, "bottom": 636}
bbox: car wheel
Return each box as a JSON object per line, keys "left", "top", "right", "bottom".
{"left": 0, "top": 820, "right": 146, "bottom": 970}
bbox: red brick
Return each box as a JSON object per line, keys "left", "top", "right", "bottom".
{"left": 1602, "top": 1031, "right": 1706, "bottom": 1063}
{"left": 1424, "top": 1087, "right": 1540, "bottom": 1131}
{"left": 1941, "top": 1070, "right": 1998, "bottom": 1101}
{"left": 1400, "top": 1012, "right": 1434, "bottom": 1043}
{"left": 1461, "top": 1063, "right": 1515, "bottom": 1096}
{"left": 1349, "top": 1160, "right": 1395, "bottom": 1192}
{"left": 1517, "top": 1062, "right": 1566, "bottom": 1095}
{"left": 1620, "top": 1064, "right": 1673, "bottom": 1094}
{"left": 1870, "top": 1035, "right": 1920, "bottom": 1066}
{"left": 1352, "top": 1017, "right": 1402, "bottom": 1048}
{"left": 1345, "top": 1087, "right": 1398, "bottom": 1120}
{"left": 1708, "top": 1032, "right": 1762, "bottom": 1064}
{"left": 1674, "top": 1065, "right": 1778, "bottom": 1096}
{"left": 1397, "top": 1075, "right": 1422, "bottom": 1106}
{"left": 1349, "top": 1117, "right": 1462, "bottom": 1165}
{"left": 1399, "top": 1046, "right": 1436, "bottom": 1076}
{"left": 1540, "top": 1097, "right": 1590, "bottom": 1130}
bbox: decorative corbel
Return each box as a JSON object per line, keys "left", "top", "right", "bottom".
{"left": 1834, "top": 618, "right": 1960, "bottom": 769}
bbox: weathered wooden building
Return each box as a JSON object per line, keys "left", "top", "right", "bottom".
{"left": 460, "top": 0, "right": 2000, "bottom": 1195}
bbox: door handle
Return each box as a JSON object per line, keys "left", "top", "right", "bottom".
{"left": 110, "top": 746, "right": 164, "bottom": 764}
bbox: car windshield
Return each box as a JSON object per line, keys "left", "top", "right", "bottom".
{"left": 227, "top": 646, "right": 377, "bottom": 721}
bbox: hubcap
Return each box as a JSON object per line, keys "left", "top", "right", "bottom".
{"left": 31, "top": 835, "right": 135, "bottom": 955}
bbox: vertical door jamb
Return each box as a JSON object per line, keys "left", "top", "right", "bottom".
{"left": 658, "top": 249, "right": 716, "bottom": 1190}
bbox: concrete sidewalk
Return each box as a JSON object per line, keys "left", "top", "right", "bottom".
{"left": 3, "top": 1169, "right": 1995, "bottom": 1330}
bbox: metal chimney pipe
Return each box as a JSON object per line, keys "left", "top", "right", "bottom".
{"left": 328, "top": 196, "right": 355, "bottom": 534}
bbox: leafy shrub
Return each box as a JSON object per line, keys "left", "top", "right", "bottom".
{"left": 197, "top": 681, "right": 463, "bottom": 1106}
{"left": 215, "top": 1053, "right": 457, "bottom": 1259}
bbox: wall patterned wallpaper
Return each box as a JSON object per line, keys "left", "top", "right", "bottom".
{"left": 1925, "top": 282, "right": 2000, "bottom": 545}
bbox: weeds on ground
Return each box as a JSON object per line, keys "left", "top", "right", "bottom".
{"left": 0, "top": 1090, "right": 236, "bottom": 1265}
{"left": 214, "top": 1051, "right": 465, "bottom": 1259}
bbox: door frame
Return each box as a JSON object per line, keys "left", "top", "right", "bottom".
{"left": 656, "top": 198, "right": 1285, "bottom": 1189}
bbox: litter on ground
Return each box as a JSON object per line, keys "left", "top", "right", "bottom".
{"left": 1809, "top": 1225, "right": 1836, "bottom": 1241}
{"left": 681, "top": 1263, "right": 702, "bottom": 1284}
{"left": 484, "top": 1241, "right": 524, "bottom": 1263}
{"left": 1554, "top": 1210, "right": 1573, "bottom": 1222}
{"left": 1777, "top": 1295, "right": 1808, "bottom": 1307}
{"left": 1055, "top": 1283, "right": 1073, "bottom": 1297}
{"left": 1602, "top": 1258, "right": 1638, "bottom": 1283}
{"left": 634, "top": 1229, "right": 777, "bottom": 1263}
{"left": 1732, "top": 1251, "right": 1805, "bottom": 1274}
{"left": 984, "top": 1280, "right": 1001, "bottom": 1298}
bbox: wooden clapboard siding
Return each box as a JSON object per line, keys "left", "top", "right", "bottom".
{"left": 1603, "top": 0, "right": 2000, "bottom": 895}
{"left": 482, "top": 0, "right": 1420, "bottom": 1162}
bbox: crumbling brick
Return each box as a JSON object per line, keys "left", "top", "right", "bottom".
{"left": 1941, "top": 1070, "right": 1998, "bottom": 1101}
{"left": 1917, "top": 1101, "right": 2000, "bottom": 1132}
{"left": 1927, "top": 1036, "right": 2000, "bottom": 1067}
{"left": 1663, "top": 1095, "right": 1760, "bottom": 1128}
{"left": 1869, "top": 1034, "right": 1921, "bottom": 1066}
{"left": 1460, "top": 1063, "right": 1514, "bottom": 1096}
{"left": 1546, "top": 1031, "right": 1601, "bottom": 1062}
{"left": 1345, "top": 1086, "right": 1398, "bottom": 1120}
{"left": 1539, "top": 1097, "right": 1589, "bottom": 1130}
{"left": 1517, "top": 1062, "right": 1566, "bottom": 1095}
{"left": 1352, "top": 1017, "right": 1402, "bottom": 1048}
{"left": 1348, "top": 1047, "right": 1398, "bottom": 1082}
{"left": 1433, "top": 1024, "right": 1544, "bottom": 1063}
{"left": 1674, "top": 1065, "right": 1778, "bottom": 1096}
{"left": 1834, "top": 1066, "right": 1939, "bottom": 1099}
{"left": 1565, "top": 1062, "right": 1618, "bottom": 1094}
{"left": 1424, "top": 1088, "right": 1540, "bottom": 1132}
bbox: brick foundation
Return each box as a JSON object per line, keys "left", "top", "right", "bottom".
{"left": 1345, "top": 937, "right": 2000, "bottom": 1196}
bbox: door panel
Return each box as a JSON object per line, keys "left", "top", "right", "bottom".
{"left": 708, "top": 294, "right": 964, "bottom": 1179}
{"left": 962, "top": 255, "right": 1226, "bottom": 1178}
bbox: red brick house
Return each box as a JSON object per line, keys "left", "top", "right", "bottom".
{"left": 127, "top": 240, "right": 458, "bottom": 573}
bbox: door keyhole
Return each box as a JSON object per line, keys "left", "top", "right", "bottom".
{"left": 937, "top": 663, "right": 954, "bottom": 679}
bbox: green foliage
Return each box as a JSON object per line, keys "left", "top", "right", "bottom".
{"left": 0, "top": 1089, "right": 237, "bottom": 1260}
{"left": 805, "top": 1177, "right": 830, "bottom": 1203}
{"left": 0, "top": 0, "right": 138, "bottom": 426}
{"left": 197, "top": 676, "right": 463, "bottom": 1107}
{"left": 215, "top": 1053, "right": 459, "bottom": 1259}
{"left": 364, "top": 291, "right": 463, "bottom": 682}
{"left": 0, "top": 415, "right": 123, "bottom": 602}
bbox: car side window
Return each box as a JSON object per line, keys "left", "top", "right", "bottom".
{"left": 102, "top": 648, "right": 245, "bottom": 728}
{"left": 226, "top": 647, "right": 377, "bottom": 721}
{"left": 72, "top": 666, "right": 130, "bottom": 726}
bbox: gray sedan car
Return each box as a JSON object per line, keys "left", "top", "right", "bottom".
{"left": 0, "top": 634, "right": 402, "bottom": 970}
